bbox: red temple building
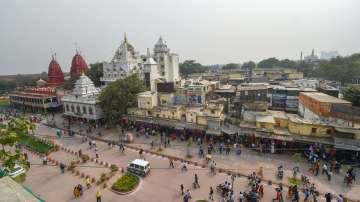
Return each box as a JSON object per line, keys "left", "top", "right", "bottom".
{"left": 70, "top": 53, "right": 88, "bottom": 79}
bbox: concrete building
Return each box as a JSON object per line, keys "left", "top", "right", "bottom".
{"left": 9, "top": 87, "right": 62, "bottom": 113}
{"left": 137, "top": 91, "right": 158, "bottom": 110}
{"left": 298, "top": 92, "right": 352, "bottom": 126}
{"left": 62, "top": 74, "right": 103, "bottom": 121}
{"left": 234, "top": 84, "right": 268, "bottom": 111}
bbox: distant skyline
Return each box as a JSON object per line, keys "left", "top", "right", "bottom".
{"left": 1, "top": 0, "right": 360, "bottom": 75}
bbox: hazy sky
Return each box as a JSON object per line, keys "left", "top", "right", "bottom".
{"left": 1, "top": 0, "right": 360, "bottom": 75}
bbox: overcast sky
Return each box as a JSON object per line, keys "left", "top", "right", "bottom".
{"left": 0, "top": 0, "right": 359, "bottom": 75}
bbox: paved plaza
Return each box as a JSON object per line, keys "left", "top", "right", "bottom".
{"left": 16, "top": 120, "right": 359, "bottom": 202}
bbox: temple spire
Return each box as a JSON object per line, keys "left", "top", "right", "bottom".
{"left": 146, "top": 48, "right": 150, "bottom": 57}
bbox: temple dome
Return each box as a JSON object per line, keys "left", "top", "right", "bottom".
{"left": 47, "top": 58, "right": 64, "bottom": 86}
{"left": 70, "top": 53, "right": 88, "bottom": 79}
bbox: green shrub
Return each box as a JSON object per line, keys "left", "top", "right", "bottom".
{"left": 110, "top": 164, "right": 119, "bottom": 172}
{"left": 18, "top": 134, "right": 54, "bottom": 153}
{"left": 81, "top": 154, "right": 90, "bottom": 162}
{"left": 13, "top": 173, "right": 26, "bottom": 183}
{"left": 288, "top": 177, "right": 301, "bottom": 186}
{"left": 112, "top": 173, "right": 139, "bottom": 193}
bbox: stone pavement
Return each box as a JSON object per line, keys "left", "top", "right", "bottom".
{"left": 31, "top": 114, "right": 360, "bottom": 201}
{"left": 22, "top": 124, "right": 333, "bottom": 202}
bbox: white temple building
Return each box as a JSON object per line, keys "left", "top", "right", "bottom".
{"left": 62, "top": 74, "right": 103, "bottom": 120}
{"left": 152, "top": 37, "right": 180, "bottom": 82}
{"left": 101, "top": 35, "right": 181, "bottom": 87}
{"left": 100, "top": 34, "right": 143, "bottom": 86}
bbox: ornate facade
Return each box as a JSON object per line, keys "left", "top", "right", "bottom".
{"left": 100, "top": 35, "right": 142, "bottom": 86}
{"left": 62, "top": 74, "right": 103, "bottom": 120}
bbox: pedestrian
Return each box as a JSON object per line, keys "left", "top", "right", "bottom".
{"left": 169, "top": 159, "right": 174, "bottom": 168}
{"left": 73, "top": 186, "right": 80, "bottom": 198}
{"left": 185, "top": 189, "right": 191, "bottom": 200}
{"left": 258, "top": 184, "right": 264, "bottom": 198}
{"left": 272, "top": 188, "right": 282, "bottom": 202}
{"left": 336, "top": 194, "right": 344, "bottom": 202}
{"left": 85, "top": 176, "right": 91, "bottom": 189}
{"left": 209, "top": 186, "right": 214, "bottom": 201}
{"left": 287, "top": 186, "right": 293, "bottom": 199}
{"left": 327, "top": 171, "right": 332, "bottom": 181}
{"left": 42, "top": 155, "right": 47, "bottom": 165}
{"left": 180, "top": 184, "right": 184, "bottom": 195}
{"left": 322, "top": 163, "right": 328, "bottom": 175}
{"left": 96, "top": 190, "right": 102, "bottom": 202}
{"left": 108, "top": 142, "right": 111, "bottom": 149}
{"left": 77, "top": 184, "right": 83, "bottom": 196}
{"left": 304, "top": 188, "right": 310, "bottom": 201}
{"left": 314, "top": 161, "right": 320, "bottom": 176}
{"left": 194, "top": 174, "right": 199, "bottom": 188}
{"left": 325, "top": 193, "right": 332, "bottom": 202}
{"left": 23, "top": 152, "right": 28, "bottom": 161}
{"left": 60, "top": 163, "right": 65, "bottom": 173}
{"left": 78, "top": 149, "right": 82, "bottom": 157}
{"left": 292, "top": 186, "right": 299, "bottom": 202}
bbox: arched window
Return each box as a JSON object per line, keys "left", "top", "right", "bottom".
{"left": 82, "top": 106, "right": 87, "bottom": 114}
{"left": 76, "top": 106, "right": 81, "bottom": 113}
{"left": 71, "top": 105, "right": 75, "bottom": 112}
{"left": 66, "top": 104, "right": 69, "bottom": 111}
{"left": 89, "top": 107, "right": 93, "bottom": 115}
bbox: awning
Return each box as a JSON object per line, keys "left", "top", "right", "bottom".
{"left": 292, "top": 135, "right": 333, "bottom": 145}
{"left": 206, "top": 129, "right": 222, "bottom": 136}
{"left": 334, "top": 137, "right": 360, "bottom": 151}
{"left": 222, "top": 128, "right": 236, "bottom": 135}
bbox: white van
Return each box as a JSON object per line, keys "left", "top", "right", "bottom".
{"left": 127, "top": 159, "right": 150, "bottom": 176}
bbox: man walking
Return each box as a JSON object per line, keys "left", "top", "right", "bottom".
{"left": 209, "top": 187, "right": 214, "bottom": 201}
{"left": 169, "top": 159, "right": 174, "bottom": 168}
{"left": 180, "top": 184, "right": 184, "bottom": 195}
{"left": 96, "top": 190, "right": 102, "bottom": 202}
{"left": 194, "top": 174, "right": 199, "bottom": 188}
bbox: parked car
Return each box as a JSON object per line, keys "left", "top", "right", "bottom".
{"left": 127, "top": 159, "right": 150, "bottom": 176}
{"left": 0, "top": 164, "right": 26, "bottom": 178}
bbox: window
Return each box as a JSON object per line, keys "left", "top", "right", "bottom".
{"left": 82, "top": 106, "right": 87, "bottom": 114}
{"left": 147, "top": 101, "right": 150, "bottom": 105}
{"left": 89, "top": 107, "right": 93, "bottom": 115}
{"left": 326, "top": 129, "right": 332, "bottom": 134}
{"left": 66, "top": 104, "right": 69, "bottom": 111}
{"left": 76, "top": 106, "right": 81, "bottom": 113}
{"left": 211, "top": 110, "right": 215, "bottom": 114}
{"left": 245, "top": 91, "right": 248, "bottom": 96}
{"left": 311, "top": 128, "right": 317, "bottom": 133}
{"left": 71, "top": 105, "right": 75, "bottom": 112}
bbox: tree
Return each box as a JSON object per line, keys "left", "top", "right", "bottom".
{"left": 241, "top": 61, "right": 256, "bottom": 69}
{"left": 257, "top": 57, "right": 280, "bottom": 68}
{"left": 315, "top": 54, "right": 360, "bottom": 85}
{"left": 87, "top": 63, "right": 103, "bottom": 87}
{"left": 99, "top": 74, "right": 145, "bottom": 124}
{"left": 179, "top": 60, "right": 209, "bottom": 78}
{"left": 278, "top": 59, "right": 297, "bottom": 69}
{"left": 0, "top": 117, "right": 35, "bottom": 171}
{"left": 343, "top": 85, "right": 360, "bottom": 107}
{"left": 222, "top": 63, "right": 241, "bottom": 70}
